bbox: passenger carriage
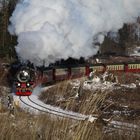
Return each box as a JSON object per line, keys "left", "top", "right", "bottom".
{"left": 106, "top": 64, "right": 125, "bottom": 72}
{"left": 125, "top": 63, "right": 140, "bottom": 72}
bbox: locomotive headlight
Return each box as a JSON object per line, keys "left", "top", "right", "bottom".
{"left": 27, "top": 83, "right": 30, "bottom": 87}
{"left": 17, "top": 83, "right": 21, "bottom": 87}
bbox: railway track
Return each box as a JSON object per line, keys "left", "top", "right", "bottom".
{"left": 19, "top": 96, "right": 140, "bottom": 132}
{"left": 19, "top": 96, "right": 86, "bottom": 120}
{"left": 28, "top": 96, "right": 87, "bottom": 120}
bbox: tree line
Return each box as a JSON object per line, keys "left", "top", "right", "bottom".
{"left": 0, "top": 0, "right": 18, "bottom": 60}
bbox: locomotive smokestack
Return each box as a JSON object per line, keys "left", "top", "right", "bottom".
{"left": 8, "top": 0, "right": 140, "bottom": 66}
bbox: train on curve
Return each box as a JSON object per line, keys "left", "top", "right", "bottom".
{"left": 14, "top": 62, "right": 140, "bottom": 96}
{"left": 14, "top": 66, "right": 35, "bottom": 96}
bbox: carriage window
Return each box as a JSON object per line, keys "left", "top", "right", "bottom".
{"left": 55, "top": 68, "right": 68, "bottom": 76}
{"left": 129, "top": 65, "right": 132, "bottom": 69}
{"left": 118, "top": 65, "right": 120, "bottom": 70}
{"left": 131, "top": 65, "right": 133, "bottom": 69}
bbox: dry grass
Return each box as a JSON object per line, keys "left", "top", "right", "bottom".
{"left": 0, "top": 66, "right": 9, "bottom": 87}
{"left": 0, "top": 67, "right": 139, "bottom": 139}
{"left": 0, "top": 110, "right": 139, "bottom": 140}
{"left": 0, "top": 90, "right": 139, "bottom": 139}
{"left": 39, "top": 73, "right": 140, "bottom": 122}
{"left": 0, "top": 111, "right": 100, "bottom": 140}
{"left": 40, "top": 79, "right": 108, "bottom": 115}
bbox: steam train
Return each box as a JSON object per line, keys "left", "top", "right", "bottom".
{"left": 14, "top": 66, "right": 35, "bottom": 96}
{"left": 14, "top": 61, "right": 140, "bottom": 96}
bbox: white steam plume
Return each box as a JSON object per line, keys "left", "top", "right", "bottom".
{"left": 9, "top": 0, "right": 140, "bottom": 66}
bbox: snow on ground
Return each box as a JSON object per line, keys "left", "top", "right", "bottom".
{"left": 13, "top": 75, "right": 138, "bottom": 114}
{"left": 13, "top": 86, "right": 49, "bottom": 114}
{"left": 129, "top": 46, "right": 140, "bottom": 56}
{"left": 83, "top": 80, "right": 118, "bottom": 91}
{"left": 14, "top": 96, "right": 44, "bottom": 115}
{"left": 68, "top": 74, "right": 139, "bottom": 93}
{"left": 31, "top": 86, "right": 87, "bottom": 118}
{"left": 70, "top": 79, "right": 80, "bottom": 88}
{"left": 82, "top": 77, "right": 138, "bottom": 91}
{"left": 12, "top": 81, "right": 140, "bottom": 129}
{"left": 120, "top": 83, "right": 137, "bottom": 88}
{"left": 13, "top": 86, "right": 87, "bottom": 120}
{"left": 13, "top": 91, "right": 139, "bottom": 129}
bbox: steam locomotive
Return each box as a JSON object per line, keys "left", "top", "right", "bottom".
{"left": 15, "top": 66, "right": 35, "bottom": 96}
{"left": 14, "top": 61, "right": 140, "bottom": 96}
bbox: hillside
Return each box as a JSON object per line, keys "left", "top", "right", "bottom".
{"left": 39, "top": 72, "right": 140, "bottom": 124}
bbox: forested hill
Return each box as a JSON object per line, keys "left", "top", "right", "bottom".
{"left": 0, "top": 0, "right": 17, "bottom": 60}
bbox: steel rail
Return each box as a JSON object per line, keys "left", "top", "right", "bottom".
{"left": 19, "top": 96, "right": 85, "bottom": 120}
{"left": 28, "top": 96, "right": 87, "bottom": 120}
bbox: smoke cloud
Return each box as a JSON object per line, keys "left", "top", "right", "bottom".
{"left": 9, "top": 0, "right": 140, "bottom": 66}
